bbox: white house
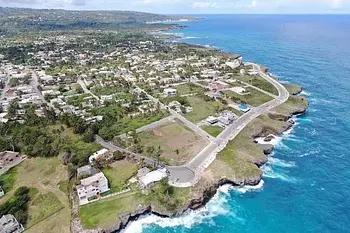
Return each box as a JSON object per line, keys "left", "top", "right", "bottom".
{"left": 0, "top": 214, "right": 24, "bottom": 233}
{"left": 139, "top": 168, "right": 168, "bottom": 189}
{"left": 218, "top": 110, "right": 236, "bottom": 125}
{"left": 100, "top": 95, "right": 115, "bottom": 101}
{"left": 206, "top": 116, "right": 219, "bottom": 125}
{"left": 89, "top": 149, "right": 109, "bottom": 164}
{"left": 76, "top": 172, "right": 110, "bottom": 205}
{"left": 0, "top": 187, "right": 4, "bottom": 197}
{"left": 163, "top": 88, "right": 177, "bottom": 96}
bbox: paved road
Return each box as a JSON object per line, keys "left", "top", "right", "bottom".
{"left": 168, "top": 62, "right": 290, "bottom": 187}
{"left": 134, "top": 86, "right": 214, "bottom": 141}
{"left": 77, "top": 78, "right": 100, "bottom": 101}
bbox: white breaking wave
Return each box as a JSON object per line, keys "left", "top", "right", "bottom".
{"left": 268, "top": 157, "right": 296, "bottom": 168}
{"left": 122, "top": 186, "right": 230, "bottom": 233}
{"left": 300, "top": 90, "right": 310, "bottom": 96}
{"left": 122, "top": 182, "right": 264, "bottom": 233}
{"left": 182, "top": 36, "right": 201, "bottom": 39}
{"left": 262, "top": 166, "right": 298, "bottom": 183}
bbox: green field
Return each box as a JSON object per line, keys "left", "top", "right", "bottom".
{"left": 102, "top": 160, "right": 138, "bottom": 193}
{"left": 138, "top": 121, "right": 207, "bottom": 165}
{"left": 79, "top": 192, "right": 144, "bottom": 229}
{"left": 0, "top": 168, "right": 17, "bottom": 195}
{"left": 202, "top": 125, "right": 223, "bottom": 137}
{"left": 272, "top": 96, "right": 308, "bottom": 116}
{"left": 174, "top": 83, "right": 206, "bottom": 95}
{"left": 27, "top": 192, "right": 65, "bottom": 228}
{"left": 283, "top": 83, "right": 302, "bottom": 95}
{"left": 185, "top": 96, "right": 223, "bottom": 123}
{"left": 223, "top": 87, "right": 273, "bottom": 107}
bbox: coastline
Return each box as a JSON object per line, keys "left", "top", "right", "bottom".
{"left": 72, "top": 20, "right": 309, "bottom": 233}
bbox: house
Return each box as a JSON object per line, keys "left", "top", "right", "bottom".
{"left": 163, "top": 88, "right": 177, "bottom": 96}
{"left": 0, "top": 214, "right": 24, "bottom": 233}
{"left": 209, "top": 81, "right": 230, "bottom": 91}
{"left": 88, "top": 149, "right": 110, "bottom": 164}
{"left": 218, "top": 110, "right": 236, "bottom": 125}
{"left": 231, "top": 87, "right": 247, "bottom": 95}
{"left": 139, "top": 168, "right": 167, "bottom": 189}
{"left": 76, "top": 172, "right": 110, "bottom": 205}
{"left": 206, "top": 116, "right": 219, "bottom": 125}
{"left": 100, "top": 95, "right": 114, "bottom": 101}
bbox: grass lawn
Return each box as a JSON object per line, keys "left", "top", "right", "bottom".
{"left": 79, "top": 184, "right": 191, "bottom": 229}
{"left": 185, "top": 96, "right": 223, "bottom": 123}
{"left": 202, "top": 125, "right": 223, "bottom": 137}
{"left": 138, "top": 121, "right": 208, "bottom": 165}
{"left": 272, "top": 96, "right": 308, "bottom": 116}
{"left": 102, "top": 160, "right": 138, "bottom": 193}
{"left": 223, "top": 87, "right": 273, "bottom": 107}
{"left": 283, "top": 83, "right": 302, "bottom": 95}
{"left": 0, "top": 167, "right": 17, "bottom": 195}
{"left": 0, "top": 157, "right": 71, "bottom": 233}
{"left": 212, "top": 132, "right": 264, "bottom": 180}
{"left": 174, "top": 83, "right": 206, "bottom": 95}
{"left": 27, "top": 192, "right": 65, "bottom": 228}
{"left": 79, "top": 192, "right": 144, "bottom": 229}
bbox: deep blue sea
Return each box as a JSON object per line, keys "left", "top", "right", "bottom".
{"left": 125, "top": 15, "right": 350, "bottom": 233}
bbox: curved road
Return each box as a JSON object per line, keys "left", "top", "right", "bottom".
{"left": 167, "top": 62, "right": 290, "bottom": 187}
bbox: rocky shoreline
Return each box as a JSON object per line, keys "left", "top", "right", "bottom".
{"left": 71, "top": 93, "right": 308, "bottom": 233}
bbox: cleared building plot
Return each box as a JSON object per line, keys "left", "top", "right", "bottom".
{"left": 138, "top": 121, "right": 208, "bottom": 166}
{"left": 185, "top": 96, "right": 224, "bottom": 123}
{"left": 222, "top": 87, "right": 273, "bottom": 107}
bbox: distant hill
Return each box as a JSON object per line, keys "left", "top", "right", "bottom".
{"left": 0, "top": 7, "right": 183, "bottom": 36}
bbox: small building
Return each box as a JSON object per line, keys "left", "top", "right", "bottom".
{"left": 139, "top": 168, "right": 168, "bottom": 189}
{"left": 239, "top": 104, "right": 250, "bottom": 113}
{"left": 76, "top": 172, "right": 110, "bottom": 205}
{"left": 218, "top": 110, "right": 236, "bottom": 125}
{"left": 231, "top": 87, "right": 247, "bottom": 95}
{"left": 0, "top": 113, "right": 8, "bottom": 123}
{"left": 209, "top": 81, "right": 230, "bottom": 91}
{"left": 89, "top": 149, "right": 110, "bottom": 164}
{"left": 0, "top": 214, "right": 24, "bottom": 233}
{"left": 163, "top": 88, "right": 177, "bottom": 96}
{"left": 206, "top": 116, "right": 219, "bottom": 125}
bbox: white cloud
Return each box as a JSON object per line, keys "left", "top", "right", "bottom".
{"left": 250, "top": 0, "right": 257, "bottom": 7}
{"left": 191, "top": 1, "right": 218, "bottom": 8}
{"left": 331, "top": 0, "right": 342, "bottom": 9}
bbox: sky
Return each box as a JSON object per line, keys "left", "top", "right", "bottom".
{"left": 0, "top": 0, "right": 350, "bottom": 14}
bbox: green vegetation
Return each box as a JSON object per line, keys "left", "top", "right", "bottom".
{"left": 137, "top": 122, "right": 207, "bottom": 165}
{"left": 0, "top": 187, "right": 30, "bottom": 226}
{"left": 145, "top": 179, "right": 190, "bottom": 212}
{"left": 273, "top": 96, "right": 308, "bottom": 116}
{"left": 185, "top": 96, "right": 223, "bottom": 123}
{"left": 79, "top": 192, "right": 144, "bottom": 229}
{"left": 215, "top": 133, "right": 263, "bottom": 179}
{"left": 66, "top": 94, "right": 92, "bottom": 107}
{"left": 98, "top": 111, "right": 168, "bottom": 140}
{"left": 58, "top": 180, "right": 69, "bottom": 194}
{"left": 174, "top": 83, "right": 206, "bottom": 95}
{"left": 27, "top": 192, "right": 64, "bottom": 227}
{"left": 283, "top": 83, "right": 302, "bottom": 95}
{"left": 0, "top": 7, "right": 181, "bottom": 37}
{"left": 79, "top": 180, "right": 190, "bottom": 229}
{"left": 202, "top": 125, "right": 223, "bottom": 137}
{"left": 0, "top": 168, "right": 17, "bottom": 194}
{"left": 102, "top": 160, "right": 138, "bottom": 193}
{"left": 223, "top": 87, "right": 273, "bottom": 107}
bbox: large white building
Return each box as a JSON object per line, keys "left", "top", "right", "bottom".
{"left": 163, "top": 88, "right": 177, "bottom": 96}
{"left": 0, "top": 214, "right": 24, "bottom": 233}
{"left": 76, "top": 172, "right": 110, "bottom": 205}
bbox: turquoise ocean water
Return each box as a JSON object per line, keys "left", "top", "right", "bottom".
{"left": 124, "top": 15, "right": 350, "bottom": 233}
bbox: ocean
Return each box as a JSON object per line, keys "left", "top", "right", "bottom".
{"left": 124, "top": 15, "right": 350, "bottom": 233}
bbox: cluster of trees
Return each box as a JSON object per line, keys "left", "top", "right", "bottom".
{"left": 0, "top": 187, "right": 30, "bottom": 226}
